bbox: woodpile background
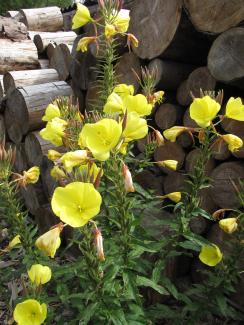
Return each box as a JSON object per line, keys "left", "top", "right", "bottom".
{"left": 1, "top": 0, "right": 244, "bottom": 309}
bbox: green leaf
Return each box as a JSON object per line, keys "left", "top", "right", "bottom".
{"left": 80, "top": 302, "right": 99, "bottom": 324}
{"left": 136, "top": 276, "right": 169, "bottom": 295}
{"left": 216, "top": 295, "right": 228, "bottom": 317}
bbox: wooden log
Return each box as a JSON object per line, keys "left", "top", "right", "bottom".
{"left": 134, "top": 170, "right": 164, "bottom": 196}
{"left": 20, "top": 7, "right": 63, "bottom": 32}
{"left": 176, "top": 67, "right": 216, "bottom": 106}
{"left": 221, "top": 117, "right": 244, "bottom": 138}
{"left": 183, "top": 108, "right": 198, "bottom": 128}
{"left": 5, "top": 11, "right": 19, "bottom": 18}
{"left": 189, "top": 216, "right": 209, "bottom": 235}
{"left": 3, "top": 69, "right": 59, "bottom": 96}
{"left": 13, "top": 143, "right": 28, "bottom": 174}
{"left": 164, "top": 172, "right": 188, "bottom": 193}
{"left": 40, "top": 156, "right": 57, "bottom": 199}
{"left": 24, "top": 131, "right": 64, "bottom": 167}
{"left": 0, "top": 16, "right": 27, "bottom": 41}
{"left": 208, "top": 28, "right": 244, "bottom": 89}
{"left": 0, "top": 114, "right": 5, "bottom": 141}
{"left": 155, "top": 103, "right": 184, "bottom": 130}
{"left": 50, "top": 44, "right": 72, "bottom": 81}
{"left": 148, "top": 59, "right": 195, "bottom": 90}
{"left": 85, "top": 84, "right": 101, "bottom": 111}
{"left": 184, "top": 0, "right": 244, "bottom": 34}
{"left": 210, "top": 139, "right": 231, "bottom": 161}
{"left": 33, "top": 204, "right": 59, "bottom": 233}
{"left": 115, "top": 52, "right": 141, "bottom": 93}
{"left": 34, "top": 31, "right": 76, "bottom": 53}
{"left": 5, "top": 81, "right": 72, "bottom": 144}
{"left": 210, "top": 161, "right": 244, "bottom": 208}
{"left": 0, "top": 39, "right": 39, "bottom": 73}
{"left": 46, "top": 43, "right": 56, "bottom": 60}
{"left": 0, "top": 75, "right": 4, "bottom": 99}
{"left": 177, "top": 132, "right": 194, "bottom": 149}
{"left": 185, "top": 148, "right": 216, "bottom": 176}
{"left": 20, "top": 181, "right": 47, "bottom": 215}
{"left": 154, "top": 141, "right": 185, "bottom": 173}
{"left": 38, "top": 59, "right": 49, "bottom": 69}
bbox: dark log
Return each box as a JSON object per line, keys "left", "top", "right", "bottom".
{"left": 0, "top": 75, "right": 4, "bottom": 100}
{"left": 34, "top": 31, "right": 76, "bottom": 53}
{"left": 148, "top": 59, "right": 195, "bottom": 90}
{"left": 210, "top": 139, "right": 231, "bottom": 161}
{"left": 208, "top": 28, "right": 244, "bottom": 89}
{"left": 185, "top": 148, "right": 216, "bottom": 176}
{"left": 33, "top": 204, "right": 59, "bottom": 233}
{"left": 163, "top": 172, "right": 188, "bottom": 193}
{"left": 0, "top": 114, "right": 5, "bottom": 141}
{"left": 40, "top": 156, "right": 57, "bottom": 200}
{"left": 0, "top": 16, "right": 27, "bottom": 41}
{"left": 13, "top": 143, "right": 28, "bottom": 173}
{"left": 155, "top": 103, "right": 184, "bottom": 130}
{"left": 0, "top": 39, "right": 39, "bottom": 73}
{"left": 20, "top": 181, "right": 47, "bottom": 215}
{"left": 184, "top": 0, "right": 244, "bottom": 34}
{"left": 176, "top": 67, "right": 216, "bottom": 106}
{"left": 154, "top": 141, "right": 185, "bottom": 173}
{"left": 46, "top": 43, "right": 56, "bottom": 60}
{"left": 5, "top": 81, "right": 72, "bottom": 144}
{"left": 38, "top": 59, "right": 50, "bottom": 69}
{"left": 20, "top": 7, "right": 63, "bottom": 32}
{"left": 189, "top": 216, "right": 209, "bottom": 235}
{"left": 183, "top": 108, "right": 198, "bottom": 128}
{"left": 134, "top": 170, "right": 164, "bottom": 196}
{"left": 50, "top": 44, "right": 73, "bottom": 81}
{"left": 221, "top": 117, "right": 244, "bottom": 138}
{"left": 115, "top": 52, "right": 141, "bottom": 93}
{"left": 210, "top": 161, "right": 244, "bottom": 208}
{"left": 3, "top": 69, "right": 59, "bottom": 96}
{"left": 177, "top": 132, "right": 194, "bottom": 149}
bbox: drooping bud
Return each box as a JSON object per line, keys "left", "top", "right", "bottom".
{"left": 93, "top": 228, "right": 105, "bottom": 262}
{"left": 122, "top": 163, "right": 135, "bottom": 193}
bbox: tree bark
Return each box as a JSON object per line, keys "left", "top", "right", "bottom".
{"left": 13, "top": 143, "right": 28, "bottom": 174}
{"left": 5, "top": 81, "right": 72, "bottom": 143}
{"left": 34, "top": 31, "right": 76, "bottom": 53}
{"left": 50, "top": 44, "right": 73, "bottom": 81}
{"left": 20, "top": 7, "right": 63, "bottom": 32}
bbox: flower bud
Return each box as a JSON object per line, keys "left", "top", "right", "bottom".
{"left": 48, "top": 150, "right": 62, "bottom": 161}
{"left": 122, "top": 163, "right": 135, "bottom": 193}
{"left": 159, "top": 192, "right": 181, "bottom": 203}
{"left": 35, "top": 224, "right": 63, "bottom": 258}
{"left": 199, "top": 244, "right": 223, "bottom": 267}
{"left": 50, "top": 166, "right": 66, "bottom": 181}
{"left": 157, "top": 160, "right": 178, "bottom": 171}
{"left": 93, "top": 228, "right": 105, "bottom": 262}
{"left": 219, "top": 217, "right": 238, "bottom": 234}
{"left": 23, "top": 167, "right": 40, "bottom": 184}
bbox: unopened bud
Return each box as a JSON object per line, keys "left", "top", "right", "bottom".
{"left": 122, "top": 163, "right": 135, "bottom": 193}
{"left": 93, "top": 228, "right": 105, "bottom": 262}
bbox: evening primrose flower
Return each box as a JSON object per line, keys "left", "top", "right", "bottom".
{"left": 23, "top": 166, "right": 40, "bottom": 184}
{"left": 28, "top": 264, "right": 52, "bottom": 286}
{"left": 103, "top": 92, "right": 125, "bottom": 114}
{"left": 14, "top": 299, "right": 47, "bottom": 325}
{"left": 50, "top": 166, "right": 66, "bottom": 181}
{"left": 225, "top": 97, "right": 244, "bottom": 121}
{"left": 158, "top": 160, "right": 178, "bottom": 171}
{"left": 163, "top": 126, "right": 188, "bottom": 142}
{"left": 113, "top": 9, "right": 130, "bottom": 33}
{"left": 47, "top": 149, "right": 62, "bottom": 161}
{"left": 221, "top": 134, "right": 243, "bottom": 152}
{"left": 35, "top": 225, "right": 63, "bottom": 258}
{"left": 113, "top": 84, "right": 134, "bottom": 98}
{"left": 76, "top": 36, "right": 97, "bottom": 52}
{"left": 3, "top": 235, "right": 21, "bottom": 252}
{"left": 122, "top": 163, "right": 135, "bottom": 193}
{"left": 199, "top": 244, "right": 223, "bottom": 267}
{"left": 51, "top": 182, "right": 102, "bottom": 228}
{"left": 190, "top": 96, "right": 221, "bottom": 128}
{"left": 40, "top": 117, "right": 67, "bottom": 147}
{"left": 42, "top": 104, "right": 60, "bottom": 122}
{"left": 105, "top": 23, "right": 116, "bottom": 39}
{"left": 78, "top": 119, "right": 122, "bottom": 161}
{"left": 60, "top": 150, "right": 88, "bottom": 172}
{"left": 159, "top": 192, "right": 181, "bottom": 203}
{"left": 219, "top": 217, "right": 238, "bottom": 234}
{"left": 72, "top": 3, "right": 92, "bottom": 29}
{"left": 123, "top": 112, "right": 148, "bottom": 142}
{"left": 123, "top": 94, "right": 153, "bottom": 117}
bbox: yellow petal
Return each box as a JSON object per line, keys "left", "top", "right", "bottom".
{"left": 7, "top": 235, "right": 21, "bottom": 249}
{"left": 47, "top": 150, "right": 62, "bottom": 161}
{"left": 225, "top": 97, "right": 244, "bottom": 121}
{"left": 40, "top": 118, "right": 67, "bottom": 147}
{"left": 60, "top": 150, "right": 88, "bottom": 172}
{"left": 14, "top": 299, "right": 47, "bottom": 325}
{"left": 28, "top": 264, "right": 52, "bottom": 286}
{"left": 72, "top": 3, "right": 92, "bottom": 29}
{"left": 162, "top": 192, "right": 181, "bottom": 203}
{"left": 50, "top": 166, "right": 66, "bottom": 180}
{"left": 76, "top": 36, "right": 96, "bottom": 52}
{"left": 219, "top": 217, "right": 238, "bottom": 234}
{"left": 113, "top": 9, "right": 130, "bottom": 33}
{"left": 105, "top": 23, "right": 116, "bottom": 39}
{"left": 222, "top": 134, "right": 243, "bottom": 152}
{"left": 199, "top": 244, "right": 223, "bottom": 267}
{"left": 23, "top": 166, "right": 40, "bottom": 184}
{"left": 42, "top": 104, "right": 60, "bottom": 122}
{"left": 35, "top": 226, "right": 62, "bottom": 258}
{"left": 123, "top": 112, "right": 148, "bottom": 142}
{"left": 103, "top": 92, "right": 125, "bottom": 114}
{"left": 113, "top": 84, "right": 134, "bottom": 97}
{"left": 163, "top": 126, "right": 188, "bottom": 142}
{"left": 158, "top": 160, "right": 178, "bottom": 170}
{"left": 123, "top": 94, "right": 152, "bottom": 117}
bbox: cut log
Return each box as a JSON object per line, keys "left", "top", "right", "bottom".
{"left": 33, "top": 204, "right": 59, "bottom": 233}
{"left": 20, "top": 181, "right": 47, "bottom": 214}
{"left": 185, "top": 148, "right": 216, "bottom": 176}
{"left": 0, "top": 114, "right": 5, "bottom": 141}
{"left": 50, "top": 44, "right": 73, "bottom": 81}
{"left": 3, "top": 69, "right": 59, "bottom": 96}
{"left": 164, "top": 172, "right": 188, "bottom": 194}
{"left": 0, "top": 75, "right": 4, "bottom": 99}
{"left": 183, "top": 108, "right": 198, "bottom": 128}
{"left": 13, "top": 143, "right": 28, "bottom": 173}
{"left": 0, "top": 39, "right": 39, "bottom": 73}
{"left": 148, "top": 59, "right": 195, "bottom": 90}
{"left": 40, "top": 156, "right": 57, "bottom": 199}
{"left": 189, "top": 216, "right": 209, "bottom": 235}
{"left": 34, "top": 31, "right": 76, "bottom": 53}
{"left": 210, "top": 139, "right": 231, "bottom": 161}
{"left": 5, "top": 11, "right": 19, "bottom": 18}
{"left": 221, "top": 117, "right": 244, "bottom": 138}
{"left": 154, "top": 141, "right": 185, "bottom": 173}
{"left": 155, "top": 103, "right": 184, "bottom": 130}
{"left": 85, "top": 84, "right": 101, "bottom": 111}
{"left": 177, "top": 132, "right": 194, "bottom": 149}
{"left": 0, "top": 16, "right": 27, "bottom": 41}
{"left": 210, "top": 161, "right": 244, "bottom": 208}
{"left": 184, "top": 0, "right": 244, "bottom": 34}
{"left": 208, "top": 28, "right": 244, "bottom": 89}
{"left": 24, "top": 131, "right": 65, "bottom": 167}
{"left": 115, "top": 52, "right": 141, "bottom": 93}
{"left": 20, "top": 7, "right": 63, "bottom": 32}
{"left": 5, "top": 81, "right": 72, "bottom": 144}
{"left": 134, "top": 170, "right": 164, "bottom": 195}
{"left": 46, "top": 43, "right": 56, "bottom": 60}
{"left": 38, "top": 59, "right": 49, "bottom": 69}
{"left": 176, "top": 67, "right": 216, "bottom": 106}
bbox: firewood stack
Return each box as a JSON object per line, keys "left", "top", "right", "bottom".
{"left": 1, "top": 0, "right": 244, "bottom": 307}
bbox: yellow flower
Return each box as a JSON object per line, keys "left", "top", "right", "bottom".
{"left": 60, "top": 150, "right": 88, "bottom": 172}
{"left": 14, "top": 299, "right": 47, "bottom": 325}
{"left": 35, "top": 225, "right": 62, "bottom": 258}
{"left": 4, "top": 235, "right": 21, "bottom": 252}
{"left": 28, "top": 264, "right": 52, "bottom": 286}
{"left": 72, "top": 3, "right": 92, "bottom": 29}
{"left": 105, "top": 23, "right": 116, "bottom": 39}
{"left": 78, "top": 119, "right": 122, "bottom": 161}
{"left": 123, "top": 112, "right": 148, "bottom": 142}
{"left": 160, "top": 192, "right": 181, "bottom": 203}
{"left": 219, "top": 217, "right": 238, "bottom": 234}
{"left": 113, "top": 84, "right": 134, "bottom": 98}
{"left": 123, "top": 94, "right": 153, "bottom": 117}
{"left": 51, "top": 182, "right": 102, "bottom": 228}
{"left": 42, "top": 104, "right": 60, "bottom": 122}
{"left": 79, "top": 162, "right": 102, "bottom": 181}
{"left": 199, "top": 244, "right": 223, "bottom": 267}
{"left": 113, "top": 9, "right": 130, "bottom": 33}
{"left": 190, "top": 96, "right": 221, "bottom": 128}
{"left": 225, "top": 97, "right": 244, "bottom": 121}
{"left": 40, "top": 117, "right": 67, "bottom": 147}
{"left": 103, "top": 92, "right": 125, "bottom": 114}
{"left": 221, "top": 134, "right": 243, "bottom": 152}
{"left": 158, "top": 160, "right": 178, "bottom": 171}
{"left": 76, "top": 36, "right": 96, "bottom": 52}
{"left": 163, "top": 126, "right": 188, "bottom": 142}
{"left": 50, "top": 166, "right": 66, "bottom": 180}
{"left": 47, "top": 150, "right": 62, "bottom": 161}
{"left": 23, "top": 166, "right": 40, "bottom": 184}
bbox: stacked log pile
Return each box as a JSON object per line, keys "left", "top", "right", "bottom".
{"left": 1, "top": 0, "right": 244, "bottom": 307}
